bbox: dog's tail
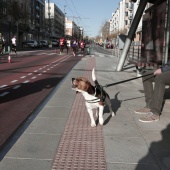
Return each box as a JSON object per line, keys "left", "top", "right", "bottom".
{"left": 92, "top": 68, "right": 99, "bottom": 85}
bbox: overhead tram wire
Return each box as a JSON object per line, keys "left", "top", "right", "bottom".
{"left": 64, "top": 0, "right": 79, "bottom": 24}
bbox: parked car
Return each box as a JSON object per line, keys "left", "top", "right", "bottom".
{"left": 38, "top": 41, "right": 43, "bottom": 48}
{"left": 40, "top": 40, "right": 48, "bottom": 47}
{"left": 27, "top": 40, "right": 38, "bottom": 48}
{"left": 51, "top": 40, "right": 59, "bottom": 47}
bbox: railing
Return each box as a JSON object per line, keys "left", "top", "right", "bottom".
{"left": 127, "top": 45, "right": 142, "bottom": 62}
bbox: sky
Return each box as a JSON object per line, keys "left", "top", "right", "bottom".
{"left": 51, "top": 0, "right": 120, "bottom": 37}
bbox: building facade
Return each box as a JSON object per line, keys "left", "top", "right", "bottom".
{"left": 65, "top": 18, "right": 82, "bottom": 39}
{"left": 45, "top": 2, "right": 65, "bottom": 39}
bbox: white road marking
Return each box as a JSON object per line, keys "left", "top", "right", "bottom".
{"left": 31, "top": 76, "right": 36, "bottom": 79}
{"left": 34, "top": 70, "right": 38, "bottom": 72}
{"left": 37, "top": 73, "right": 42, "bottom": 76}
{"left": 20, "top": 76, "right": 26, "bottom": 79}
{"left": 0, "top": 92, "right": 9, "bottom": 97}
{"left": 43, "top": 71, "right": 47, "bottom": 73}
{"left": 13, "top": 85, "right": 21, "bottom": 89}
{"left": 0, "top": 85, "right": 8, "bottom": 89}
{"left": 47, "top": 53, "right": 56, "bottom": 55}
{"left": 28, "top": 73, "right": 32, "bottom": 75}
{"left": 23, "top": 80, "right": 30, "bottom": 83}
{"left": 11, "top": 80, "right": 18, "bottom": 83}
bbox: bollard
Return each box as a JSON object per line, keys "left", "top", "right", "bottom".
{"left": 87, "top": 47, "right": 91, "bottom": 55}
{"left": 8, "top": 46, "right": 10, "bottom": 53}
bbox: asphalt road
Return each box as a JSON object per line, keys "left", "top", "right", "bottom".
{"left": 0, "top": 48, "right": 84, "bottom": 149}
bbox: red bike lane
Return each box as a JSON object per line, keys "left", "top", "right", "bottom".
{"left": 0, "top": 50, "right": 83, "bottom": 149}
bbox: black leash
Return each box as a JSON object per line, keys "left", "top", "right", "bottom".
{"left": 103, "top": 73, "right": 154, "bottom": 88}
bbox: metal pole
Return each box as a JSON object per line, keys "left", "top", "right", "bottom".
{"left": 116, "top": 0, "right": 148, "bottom": 71}
{"left": 48, "top": 0, "right": 51, "bottom": 40}
{"left": 165, "top": 0, "right": 170, "bottom": 64}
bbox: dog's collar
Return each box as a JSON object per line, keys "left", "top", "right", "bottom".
{"left": 86, "top": 85, "right": 107, "bottom": 103}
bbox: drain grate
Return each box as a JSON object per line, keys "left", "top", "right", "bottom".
{"left": 52, "top": 58, "right": 107, "bottom": 170}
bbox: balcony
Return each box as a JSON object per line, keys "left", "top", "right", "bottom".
{"left": 128, "top": 2, "right": 133, "bottom": 11}
{"left": 36, "top": 14, "right": 40, "bottom": 19}
{"left": 128, "top": 14, "right": 133, "bottom": 20}
{"left": 36, "top": 5, "right": 40, "bottom": 11}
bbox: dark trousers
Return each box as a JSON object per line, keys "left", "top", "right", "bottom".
{"left": 142, "top": 71, "right": 170, "bottom": 115}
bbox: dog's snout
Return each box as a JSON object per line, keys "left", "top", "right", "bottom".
{"left": 72, "top": 78, "right": 75, "bottom": 82}
{"left": 72, "top": 78, "right": 77, "bottom": 88}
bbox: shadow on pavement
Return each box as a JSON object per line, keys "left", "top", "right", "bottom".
{"left": 135, "top": 124, "right": 170, "bottom": 170}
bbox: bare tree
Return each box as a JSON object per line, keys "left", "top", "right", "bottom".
{"left": 19, "top": 0, "right": 31, "bottom": 41}
{"left": 3, "top": 0, "right": 21, "bottom": 43}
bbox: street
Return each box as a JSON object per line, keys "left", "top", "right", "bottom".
{"left": 0, "top": 48, "right": 83, "bottom": 149}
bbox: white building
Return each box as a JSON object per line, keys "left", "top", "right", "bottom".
{"left": 45, "top": 2, "right": 65, "bottom": 38}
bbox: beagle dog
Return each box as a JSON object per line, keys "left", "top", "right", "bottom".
{"left": 71, "top": 68, "right": 115, "bottom": 127}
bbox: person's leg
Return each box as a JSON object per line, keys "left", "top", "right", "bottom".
{"left": 134, "top": 70, "right": 155, "bottom": 114}
{"left": 142, "top": 70, "right": 155, "bottom": 108}
{"left": 150, "top": 71, "right": 170, "bottom": 114}
{"left": 139, "top": 71, "right": 170, "bottom": 122}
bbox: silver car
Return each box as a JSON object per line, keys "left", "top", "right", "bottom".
{"left": 27, "top": 40, "right": 38, "bottom": 48}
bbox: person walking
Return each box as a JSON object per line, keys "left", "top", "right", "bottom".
{"left": 134, "top": 60, "right": 170, "bottom": 122}
{"left": 11, "top": 35, "right": 17, "bottom": 55}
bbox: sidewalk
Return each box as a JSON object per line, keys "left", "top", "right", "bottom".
{"left": 0, "top": 51, "right": 170, "bottom": 170}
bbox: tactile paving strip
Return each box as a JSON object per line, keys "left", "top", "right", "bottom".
{"left": 51, "top": 57, "right": 107, "bottom": 170}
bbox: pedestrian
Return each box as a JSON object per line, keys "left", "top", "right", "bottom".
{"left": 80, "top": 40, "right": 85, "bottom": 53}
{"left": 66, "top": 38, "right": 71, "bottom": 54}
{"left": 71, "top": 38, "right": 77, "bottom": 56}
{"left": 1, "top": 36, "right": 5, "bottom": 54}
{"left": 0, "top": 33, "right": 3, "bottom": 54}
{"left": 134, "top": 60, "right": 170, "bottom": 122}
{"left": 59, "top": 37, "right": 65, "bottom": 54}
{"left": 11, "top": 35, "right": 17, "bottom": 55}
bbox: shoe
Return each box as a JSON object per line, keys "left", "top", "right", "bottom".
{"left": 134, "top": 107, "right": 150, "bottom": 114}
{"left": 139, "top": 112, "right": 159, "bottom": 123}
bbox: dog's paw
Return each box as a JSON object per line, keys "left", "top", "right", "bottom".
{"left": 91, "top": 122, "right": 96, "bottom": 127}
{"left": 99, "top": 118, "right": 104, "bottom": 125}
{"left": 111, "top": 112, "right": 115, "bottom": 117}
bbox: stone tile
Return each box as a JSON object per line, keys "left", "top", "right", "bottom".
{"left": 5, "top": 134, "right": 61, "bottom": 159}
{"left": 25, "top": 117, "right": 67, "bottom": 134}
{"left": 104, "top": 136, "right": 156, "bottom": 164}
{"left": 103, "top": 120, "right": 142, "bottom": 137}
{"left": 0, "top": 158, "right": 52, "bottom": 170}
{"left": 141, "top": 127, "right": 170, "bottom": 152}
{"left": 104, "top": 109, "right": 134, "bottom": 122}
{"left": 107, "top": 163, "right": 159, "bottom": 170}
{"left": 134, "top": 117, "right": 169, "bottom": 131}
{"left": 153, "top": 150, "right": 170, "bottom": 170}
{"left": 46, "top": 97, "right": 74, "bottom": 107}
{"left": 38, "top": 106, "right": 71, "bottom": 118}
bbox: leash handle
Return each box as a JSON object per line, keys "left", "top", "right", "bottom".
{"left": 103, "top": 73, "right": 154, "bottom": 88}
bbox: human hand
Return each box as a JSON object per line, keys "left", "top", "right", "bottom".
{"left": 154, "top": 68, "right": 162, "bottom": 75}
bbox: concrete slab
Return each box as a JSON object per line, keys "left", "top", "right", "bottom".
{"left": 0, "top": 158, "right": 52, "bottom": 170}
{"left": 104, "top": 136, "right": 156, "bottom": 164}
{"left": 106, "top": 163, "right": 160, "bottom": 170}
{"left": 4, "top": 134, "right": 60, "bottom": 159}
